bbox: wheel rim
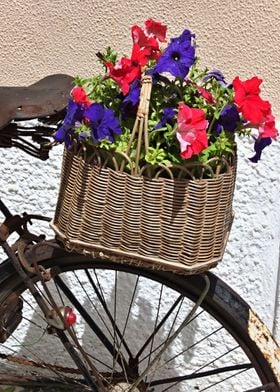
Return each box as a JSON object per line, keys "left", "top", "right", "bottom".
{"left": 0, "top": 259, "right": 278, "bottom": 391}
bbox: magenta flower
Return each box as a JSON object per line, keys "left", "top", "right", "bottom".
{"left": 176, "top": 103, "right": 208, "bottom": 159}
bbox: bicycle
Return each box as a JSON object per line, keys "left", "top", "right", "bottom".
{"left": 0, "top": 74, "right": 279, "bottom": 392}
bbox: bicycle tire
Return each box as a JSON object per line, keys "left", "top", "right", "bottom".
{"left": 0, "top": 248, "right": 279, "bottom": 391}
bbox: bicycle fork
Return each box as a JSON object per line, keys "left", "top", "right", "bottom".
{"left": 0, "top": 230, "right": 105, "bottom": 392}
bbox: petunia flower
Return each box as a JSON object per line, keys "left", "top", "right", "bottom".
{"left": 144, "top": 19, "right": 167, "bottom": 42}
{"left": 53, "top": 99, "right": 85, "bottom": 149}
{"left": 249, "top": 137, "right": 272, "bottom": 163}
{"left": 203, "top": 69, "right": 228, "bottom": 87}
{"left": 154, "top": 107, "right": 176, "bottom": 129}
{"left": 121, "top": 79, "right": 141, "bottom": 119}
{"left": 131, "top": 19, "right": 166, "bottom": 60}
{"left": 84, "top": 103, "right": 122, "bottom": 142}
{"left": 131, "top": 43, "right": 151, "bottom": 67}
{"left": 105, "top": 43, "right": 151, "bottom": 95}
{"left": 176, "top": 103, "right": 208, "bottom": 159}
{"left": 150, "top": 29, "right": 195, "bottom": 79}
{"left": 214, "top": 105, "right": 240, "bottom": 133}
{"left": 233, "top": 76, "right": 271, "bottom": 124}
{"left": 131, "top": 25, "right": 159, "bottom": 51}
{"left": 258, "top": 111, "right": 278, "bottom": 139}
{"left": 196, "top": 86, "right": 215, "bottom": 104}
{"left": 105, "top": 57, "right": 140, "bottom": 95}
{"left": 71, "top": 86, "right": 91, "bottom": 107}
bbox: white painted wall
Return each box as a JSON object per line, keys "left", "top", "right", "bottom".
{"left": 0, "top": 0, "right": 279, "bottom": 383}
{"left": 0, "top": 124, "right": 279, "bottom": 343}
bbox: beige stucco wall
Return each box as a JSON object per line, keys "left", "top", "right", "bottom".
{"left": 0, "top": 0, "right": 279, "bottom": 116}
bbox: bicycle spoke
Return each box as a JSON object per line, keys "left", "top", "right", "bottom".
{"left": 152, "top": 363, "right": 252, "bottom": 388}
{"left": 198, "top": 367, "right": 250, "bottom": 391}
{"left": 74, "top": 271, "right": 117, "bottom": 342}
{"left": 0, "top": 328, "right": 74, "bottom": 384}
{"left": 1, "top": 259, "right": 276, "bottom": 391}
{"left": 165, "top": 324, "right": 224, "bottom": 366}
{"left": 138, "top": 307, "right": 204, "bottom": 367}
{"left": 54, "top": 273, "right": 129, "bottom": 372}
{"left": 136, "top": 293, "right": 184, "bottom": 360}
{"left": 89, "top": 269, "right": 133, "bottom": 359}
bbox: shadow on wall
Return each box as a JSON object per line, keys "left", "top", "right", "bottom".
{"left": 16, "top": 269, "right": 199, "bottom": 391}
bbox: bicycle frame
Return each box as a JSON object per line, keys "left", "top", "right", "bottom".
{"left": 0, "top": 196, "right": 105, "bottom": 391}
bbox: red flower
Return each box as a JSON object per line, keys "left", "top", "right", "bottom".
{"left": 105, "top": 43, "right": 154, "bottom": 95}
{"left": 71, "top": 86, "right": 91, "bottom": 107}
{"left": 105, "top": 57, "right": 140, "bottom": 95}
{"left": 176, "top": 103, "right": 209, "bottom": 159}
{"left": 233, "top": 76, "right": 271, "bottom": 124}
{"left": 259, "top": 111, "right": 279, "bottom": 139}
{"left": 131, "top": 25, "right": 159, "bottom": 50}
{"left": 145, "top": 19, "right": 167, "bottom": 42}
{"left": 131, "top": 19, "right": 165, "bottom": 61}
{"left": 131, "top": 43, "right": 151, "bottom": 67}
{"left": 197, "top": 86, "right": 215, "bottom": 104}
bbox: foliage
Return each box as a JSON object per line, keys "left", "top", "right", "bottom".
{"left": 54, "top": 20, "right": 278, "bottom": 169}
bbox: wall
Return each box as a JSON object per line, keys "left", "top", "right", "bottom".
{"left": 0, "top": 0, "right": 279, "bottom": 367}
{"left": 0, "top": 0, "right": 280, "bottom": 116}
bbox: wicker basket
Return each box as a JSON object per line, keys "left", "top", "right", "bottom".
{"left": 51, "top": 76, "right": 236, "bottom": 275}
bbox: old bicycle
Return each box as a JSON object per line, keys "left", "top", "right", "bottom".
{"left": 0, "top": 74, "right": 279, "bottom": 391}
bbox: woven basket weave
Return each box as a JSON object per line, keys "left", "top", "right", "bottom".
{"left": 51, "top": 76, "right": 236, "bottom": 275}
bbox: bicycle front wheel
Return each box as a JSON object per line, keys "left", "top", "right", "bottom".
{"left": 0, "top": 250, "right": 279, "bottom": 391}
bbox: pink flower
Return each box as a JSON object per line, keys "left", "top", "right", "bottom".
{"left": 71, "top": 86, "right": 91, "bottom": 107}
{"left": 233, "top": 76, "right": 271, "bottom": 124}
{"left": 259, "top": 111, "right": 278, "bottom": 139}
{"left": 176, "top": 103, "right": 209, "bottom": 159}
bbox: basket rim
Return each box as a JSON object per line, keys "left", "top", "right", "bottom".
{"left": 65, "top": 145, "right": 237, "bottom": 181}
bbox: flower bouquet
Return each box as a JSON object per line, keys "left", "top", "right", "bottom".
{"left": 51, "top": 19, "right": 278, "bottom": 274}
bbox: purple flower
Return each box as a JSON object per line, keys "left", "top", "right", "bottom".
{"left": 53, "top": 100, "right": 84, "bottom": 149}
{"left": 203, "top": 69, "right": 228, "bottom": 87}
{"left": 121, "top": 79, "right": 140, "bottom": 119}
{"left": 151, "top": 29, "right": 195, "bottom": 78}
{"left": 154, "top": 107, "right": 176, "bottom": 129}
{"left": 249, "top": 137, "right": 272, "bottom": 163}
{"left": 85, "top": 103, "right": 122, "bottom": 142}
{"left": 214, "top": 105, "right": 240, "bottom": 133}
{"left": 78, "top": 131, "right": 90, "bottom": 141}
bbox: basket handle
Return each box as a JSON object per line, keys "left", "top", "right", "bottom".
{"left": 120, "top": 75, "right": 152, "bottom": 175}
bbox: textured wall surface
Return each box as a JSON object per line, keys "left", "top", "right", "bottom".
{"left": 0, "top": 0, "right": 280, "bottom": 116}
{"left": 0, "top": 0, "right": 279, "bottom": 383}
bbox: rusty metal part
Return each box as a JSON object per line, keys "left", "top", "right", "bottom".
{"left": 0, "top": 293, "right": 23, "bottom": 343}
{"left": 248, "top": 309, "right": 280, "bottom": 384}
{"left": 0, "top": 74, "right": 73, "bottom": 130}
{"left": 0, "top": 214, "right": 24, "bottom": 240}
{"left": 0, "top": 223, "right": 9, "bottom": 242}
{"left": 0, "top": 352, "right": 82, "bottom": 374}
{"left": 0, "top": 372, "right": 86, "bottom": 390}
{"left": 17, "top": 238, "right": 51, "bottom": 280}
{"left": 245, "top": 384, "right": 279, "bottom": 392}
{"left": 0, "top": 119, "right": 60, "bottom": 160}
